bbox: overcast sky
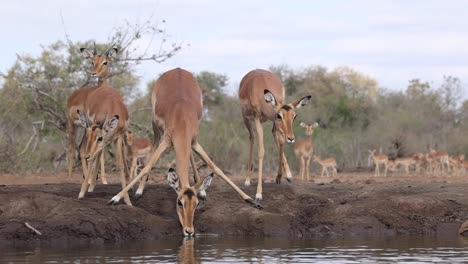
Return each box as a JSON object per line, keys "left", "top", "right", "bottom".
{"left": 2, "top": 0, "right": 468, "bottom": 95}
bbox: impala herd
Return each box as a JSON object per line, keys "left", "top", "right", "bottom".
{"left": 67, "top": 44, "right": 466, "bottom": 236}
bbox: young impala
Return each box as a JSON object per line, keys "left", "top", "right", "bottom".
{"left": 294, "top": 122, "right": 319, "bottom": 181}
{"left": 67, "top": 42, "right": 118, "bottom": 184}
{"left": 109, "top": 68, "right": 262, "bottom": 236}
{"left": 313, "top": 155, "right": 337, "bottom": 177}
{"left": 239, "top": 69, "right": 311, "bottom": 200}
{"left": 124, "top": 131, "right": 152, "bottom": 180}
{"left": 368, "top": 149, "right": 389, "bottom": 177}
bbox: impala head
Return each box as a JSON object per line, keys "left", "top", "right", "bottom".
{"left": 80, "top": 42, "right": 118, "bottom": 78}
{"left": 167, "top": 168, "right": 213, "bottom": 237}
{"left": 299, "top": 121, "right": 319, "bottom": 136}
{"left": 264, "top": 89, "right": 311, "bottom": 144}
{"left": 124, "top": 130, "right": 134, "bottom": 146}
{"left": 77, "top": 110, "right": 119, "bottom": 161}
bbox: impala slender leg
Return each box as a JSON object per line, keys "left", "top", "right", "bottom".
{"left": 100, "top": 150, "right": 108, "bottom": 184}
{"left": 68, "top": 121, "right": 75, "bottom": 178}
{"left": 305, "top": 157, "right": 311, "bottom": 181}
{"left": 130, "top": 157, "right": 137, "bottom": 180}
{"left": 79, "top": 157, "right": 93, "bottom": 199}
{"left": 192, "top": 142, "right": 262, "bottom": 209}
{"left": 116, "top": 136, "right": 132, "bottom": 205}
{"left": 300, "top": 156, "right": 305, "bottom": 180}
{"left": 88, "top": 151, "right": 101, "bottom": 192}
{"left": 282, "top": 152, "right": 293, "bottom": 182}
{"left": 275, "top": 141, "right": 284, "bottom": 184}
{"left": 243, "top": 117, "right": 255, "bottom": 186}
{"left": 110, "top": 138, "right": 170, "bottom": 204}
{"left": 254, "top": 118, "right": 264, "bottom": 200}
{"left": 190, "top": 152, "right": 206, "bottom": 199}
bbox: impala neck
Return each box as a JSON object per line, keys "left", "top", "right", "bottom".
{"left": 97, "top": 75, "right": 109, "bottom": 86}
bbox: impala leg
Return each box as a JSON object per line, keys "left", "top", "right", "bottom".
{"left": 300, "top": 156, "right": 305, "bottom": 180}
{"left": 190, "top": 152, "right": 206, "bottom": 199}
{"left": 243, "top": 117, "right": 255, "bottom": 186}
{"left": 68, "top": 120, "right": 75, "bottom": 178}
{"left": 110, "top": 139, "right": 169, "bottom": 204}
{"left": 88, "top": 151, "right": 101, "bottom": 192}
{"left": 116, "top": 136, "right": 132, "bottom": 206}
{"left": 305, "top": 157, "right": 311, "bottom": 181}
{"left": 130, "top": 157, "right": 137, "bottom": 180}
{"left": 100, "top": 149, "right": 108, "bottom": 184}
{"left": 254, "top": 118, "right": 264, "bottom": 200}
{"left": 282, "top": 151, "right": 293, "bottom": 182}
{"left": 384, "top": 163, "right": 388, "bottom": 177}
{"left": 192, "top": 142, "right": 263, "bottom": 209}
{"left": 275, "top": 138, "right": 284, "bottom": 184}
{"left": 79, "top": 157, "right": 93, "bottom": 199}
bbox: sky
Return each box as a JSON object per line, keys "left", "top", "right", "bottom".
{"left": 1, "top": 0, "right": 468, "bottom": 95}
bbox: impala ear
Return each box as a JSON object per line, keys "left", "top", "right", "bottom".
{"left": 106, "top": 47, "right": 118, "bottom": 61}
{"left": 105, "top": 115, "right": 119, "bottom": 132}
{"left": 80, "top": 48, "right": 94, "bottom": 59}
{"left": 292, "top": 95, "right": 311, "bottom": 109}
{"left": 167, "top": 168, "right": 180, "bottom": 193}
{"left": 264, "top": 89, "right": 278, "bottom": 108}
{"left": 313, "top": 122, "right": 319, "bottom": 128}
{"left": 300, "top": 122, "right": 307, "bottom": 128}
{"left": 77, "top": 110, "right": 90, "bottom": 128}
{"left": 195, "top": 173, "right": 213, "bottom": 193}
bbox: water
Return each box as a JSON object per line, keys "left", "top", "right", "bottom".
{"left": 1, "top": 236, "right": 468, "bottom": 263}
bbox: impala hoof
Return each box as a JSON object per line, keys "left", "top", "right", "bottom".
{"left": 286, "top": 177, "right": 292, "bottom": 183}
{"left": 245, "top": 198, "right": 264, "bottom": 210}
{"left": 108, "top": 196, "right": 121, "bottom": 205}
{"left": 244, "top": 180, "right": 251, "bottom": 186}
{"left": 275, "top": 178, "right": 281, "bottom": 184}
{"left": 255, "top": 193, "right": 262, "bottom": 201}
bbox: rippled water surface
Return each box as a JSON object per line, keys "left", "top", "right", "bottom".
{"left": 1, "top": 236, "right": 468, "bottom": 263}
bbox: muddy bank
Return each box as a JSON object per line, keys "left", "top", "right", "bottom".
{"left": 0, "top": 175, "right": 467, "bottom": 243}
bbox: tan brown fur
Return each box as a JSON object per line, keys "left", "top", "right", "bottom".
{"left": 313, "top": 155, "right": 337, "bottom": 177}
{"left": 110, "top": 68, "right": 261, "bottom": 236}
{"left": 239, "top": 69, "right": 311, "bottom": 200}
{"left": 294, "top": 122, "right": 318, "bottom": 181}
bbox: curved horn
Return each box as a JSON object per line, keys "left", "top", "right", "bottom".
{"left": 105, "top": 42, "right": 117, "bottom": 56}
{"left": 99, "top": 113, "right": 108, "bottom": 129}
{"left": 93, "top": 41, "right": 97, "bottom": 55}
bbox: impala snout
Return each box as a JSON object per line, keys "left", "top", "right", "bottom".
{"left": 287, "top": 137, "right": 295, "bottom": 144}
{"left": 184, "top": 229, "right": 194, "bottom": 237}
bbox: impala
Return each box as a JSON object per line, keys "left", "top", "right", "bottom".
{"left": 313, "top": 155, "right": 337, "bottom": 177}
{"left": 67, "top": 42, "right": 118, "bottom": 183}
{"left": 75, "top": 45, "right": 132, "bottom": 205}
{"left": 239, "top": 69, "right": 311, "bottom": 200}
{"left": 109, "top": 68, "right": 262, "bottom": 236}
{"left": 368, "top": 149, "right": 388, "bottom": 177}
{"left": 392, "top": 157, "right": 417, "bottom": 174}
{"left": 429, "top": 149, "right": 450, "bottom": 175}
{"left": 124, "top": 131, "right": 152, "bottom": 180}
{"left": 294, "top": 122, "right": 319, "bottom": 181}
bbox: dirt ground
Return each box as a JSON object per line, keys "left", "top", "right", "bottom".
{"left": 1, "top": 169, "right": 468, "bottom": 243}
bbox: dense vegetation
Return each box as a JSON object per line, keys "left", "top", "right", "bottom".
{"left": 1, "top": 29, "right": 467, "bottom": 175}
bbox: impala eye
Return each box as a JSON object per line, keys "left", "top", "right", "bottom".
{"left": 97, "top": 136, "right": 103, "bottom": 142}
{"left": 177, "top": 200, "right": 183, "bottom": 207}
{"left": 103, "top": 61, "right": 108, "bottom": 65}
{"left": 276, "top": 114, "right": 282, "bottom": 120}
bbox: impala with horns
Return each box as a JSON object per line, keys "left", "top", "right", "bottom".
{"left": 75, "top": 46, "right": 132, "bottom": 205}
{"left": 109, "top": 68, "right": 262, "bottom": 236}
{"left": 294, "top": 121, "right": 319, "bottom": 181}
{"left": 239, "top": 69, "right": 311, "bottom": 200}
{"left": 67, "top": 42, "right": 118, "bottom": 181}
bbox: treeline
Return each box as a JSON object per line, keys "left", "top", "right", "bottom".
{"left": 1, "top": 38, "right": 467, "bottom": 175}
